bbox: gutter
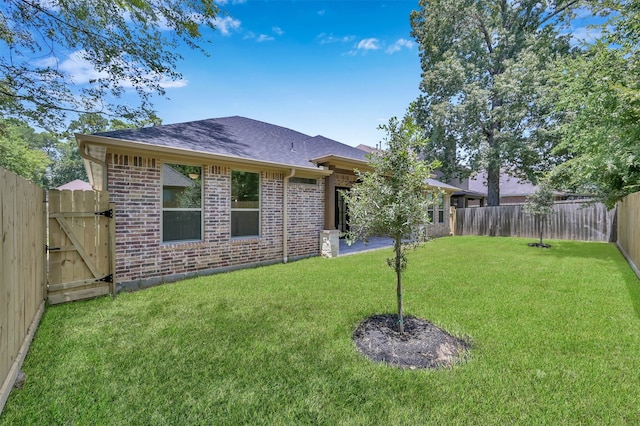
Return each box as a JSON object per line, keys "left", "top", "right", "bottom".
{"left": 78, "top": 140, "right": 107, "bottom": 191}
{"left": 283, "top": 169, "right": 295, "bottom": 263}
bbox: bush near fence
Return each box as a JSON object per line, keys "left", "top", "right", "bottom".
{"left": 0, "top": 168, "right": 47, "bottom": 413}
{"left": 454, "top": 202, "right": 616, "bottom": 242}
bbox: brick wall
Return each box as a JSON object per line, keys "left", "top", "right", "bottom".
{"left": 287, "top": 180, "right": 325, "bottom": 257}
{"left": 107, "top": 154, "right": 325, "bottom": 290}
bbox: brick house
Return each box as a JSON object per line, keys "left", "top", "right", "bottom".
{"left": 76, "top": 116, "right": 458, "bottom": 291}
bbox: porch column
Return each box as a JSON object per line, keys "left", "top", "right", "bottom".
{"left": 324, "top": 166, "right": 336, "bottom": 229}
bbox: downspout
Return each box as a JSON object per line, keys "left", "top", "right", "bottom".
{"left": 78, "top": 140, "right": 108, "bottom": 191}
{"left": 283, "top": 169, "right": 295, "bottom": 263}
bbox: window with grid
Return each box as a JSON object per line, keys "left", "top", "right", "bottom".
{"left": 231, "top": 171, "right": 260, "bottom": 237}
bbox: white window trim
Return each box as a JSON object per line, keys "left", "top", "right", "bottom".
{"left": 161, "top": 163, "right": 204, "bottom": 244}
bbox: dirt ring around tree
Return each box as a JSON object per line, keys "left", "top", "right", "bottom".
{"left": 353, "top": 314, "right": 471, "bottom": 370}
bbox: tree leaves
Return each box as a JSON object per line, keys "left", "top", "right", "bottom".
{"left": 411, "top": 0, "right": 576, "bottom": 205}
{"left": 0, "top": 0, "right": 219, "bottom": 130}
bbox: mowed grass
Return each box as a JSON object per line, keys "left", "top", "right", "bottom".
{"left": 2, "top": 236, "right": 640, "bottom": 424}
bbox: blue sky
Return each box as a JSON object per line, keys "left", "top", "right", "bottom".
{"left": 45, "top": 1, "right": 603, "bottom": 147}
{"left": 151, "top": 0, "right": 423, "bottom": 148}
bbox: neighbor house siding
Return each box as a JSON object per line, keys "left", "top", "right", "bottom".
{"left": 107, "top": 154, "right": 324, "bottom": 290}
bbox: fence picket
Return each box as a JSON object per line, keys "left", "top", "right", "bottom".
{"left": 454, "top": 202, "right": 616, "bottom": 242}
{"left": 0, "top": 168, "right": 46, "bottom": 413}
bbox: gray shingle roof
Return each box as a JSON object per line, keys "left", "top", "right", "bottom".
{"left": 94, "top": 116, "right": 367, "bottom": 168}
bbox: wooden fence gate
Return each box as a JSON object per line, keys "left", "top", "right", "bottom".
{"left": 47, "top": 190, "right": 115, "bottom": 304}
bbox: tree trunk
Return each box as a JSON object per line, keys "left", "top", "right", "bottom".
{"left": 539, "top": 217, "right": 544, "bottom": 247}
{"left": 486, "top": 164, "right": 501, "bottom": 207}
{"left": 395, "top": 236, "right": 404, "bottom": 334}
{"left": 487, "top": 93, "right": 502, "bottom": 207}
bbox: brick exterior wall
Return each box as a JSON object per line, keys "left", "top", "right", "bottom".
{"left": 107, "top": 154, "right": 325, "bottom": 290}
{"left": 427, "top": 194, "right": 453, "bottom": 238}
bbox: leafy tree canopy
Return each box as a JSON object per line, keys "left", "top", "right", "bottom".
{"left": 547, "top": 1, "right": 640, "bottom": 208}
{"left": 410, "top": 0, "right": 580, "bottom": 206}
{"left": 0, "top": 118, "right": 52, "bottom": 184}
{"left": 49, "top": 112, "right": 162, "bottom": 188}
{"left": 0, "top": 0, "right": 219, "bottom": 131}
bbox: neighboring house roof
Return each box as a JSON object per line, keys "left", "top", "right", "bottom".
{"left": 425, "top": 178, "right": 460, "bottom": 193}
{"left": 355, "top": 144, "right": 379, "bottom": 153}
{"left": 56, "top": 179, "right": 93, "bottom": 191}
{"left": 466, "top": 172, "right": 539, "bottom": 197}
{"left": 163, "top": 164, "right": 194, "bottom": 187}
{"left": 437, "top": 170, "right": 561, "bottom": 199}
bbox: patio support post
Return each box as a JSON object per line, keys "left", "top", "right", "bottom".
{"left": 324, "top": 166, "right": 336, "bottom": 230}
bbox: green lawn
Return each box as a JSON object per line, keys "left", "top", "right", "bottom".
{"left": 2, "top": 236, "right": 640, "bottom": 425}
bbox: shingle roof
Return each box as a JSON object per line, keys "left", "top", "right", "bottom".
{"left": 56, "top": 179, "right": 93, "bottom": 191}
{"left": 94, "top": 116, "right": 366, "bottom": 168}
{"left": 163, "top": 164, "right": 194, "bottom": 187}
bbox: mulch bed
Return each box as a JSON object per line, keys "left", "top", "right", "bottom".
{"left": 528, "top": 242, "right": 552, "bottom": 248}
{"left": 353, "top": 314, "right": 470, "bottom": 370}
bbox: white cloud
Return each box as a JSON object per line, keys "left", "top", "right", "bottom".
{"left": 272, "top": 26, "right": 284, "bottom": 36}
{"left": 570, "top": 25, "right": 602, "bottom": 44}
{"left": 317, "top": 32, "right": 355, "bottom": 44}
{"left": 257, "top": 34, "right": 274, "bottom": 42}
{"left": 156, "top": 77, "right": 189, "bottom": 89}
{"left": 385, "top": 38, "right": 415, "bottom": 54}
{"left": 357, "top": 38, "right": 380, "bottom": 51}
{"left": 53, "top": 50, "right": 187, "bottom": 89}
{"left": 214, "top": 16, "right": 241, "bottom": 36}
{"left": 58, "top": 51, "right": 109, "bottom": 84}
{"left": 216, "top": 0, "right": 247, "bottom": 5}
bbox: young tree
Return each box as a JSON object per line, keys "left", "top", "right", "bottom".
{"left": 0, "top": 0, "right": 219, "bottom": 131}
{"left": 410, "top": 0, "right": 578, "bottom": 205}
{"left": 524, "top": 180, "right": 555, "bottom": 248}
{"left": 342, "top": 108, "right": 440, "bottom": 334}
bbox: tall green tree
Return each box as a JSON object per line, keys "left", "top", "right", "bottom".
{"left": 342, "top": 108, "right": 440, "bottom": 334}
{"left": 0, "top": 0, "right": 219, "bottom": 131}
{"left": 49, "top": 112, "right": 162, "bottom": 187}
{"left": 547, "top": 1, "right": 640, "bottom": 208}
{"left": 0, "top": 118, "right": 51, "bottom": 183}
{"left": 410, "top": 0, "right": 578, "bottom": 206}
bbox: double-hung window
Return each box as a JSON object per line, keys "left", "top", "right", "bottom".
{"left": 231, "top": 171, "right": 260, "bottom": 237}
{"left": 162, "top": 163, "right": 202, "bottom": 242}
{"left": 427, "top": 193, "right": 445, "bottom": 224}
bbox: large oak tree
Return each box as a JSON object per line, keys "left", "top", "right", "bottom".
{"left": 410, "top": 0, "right": 578, "bottom": 205}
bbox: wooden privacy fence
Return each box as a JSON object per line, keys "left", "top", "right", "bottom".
{"left": 454, "top": 202, "right": 616, "bottom": 242}
{"left": 47, "top": 190, "right": 115, "bottom": 304}
{"left": 0, "top": 169, "right": 46, "bottom": 413}
{"left": 616, "top": 192, "right": 640, "bottom": 278}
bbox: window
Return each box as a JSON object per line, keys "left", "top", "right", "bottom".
{"left": 231, "top": 171, "right": 260, "bottom": 237}
{"left": 162, "top": 163, "right": 202, "bottom": 242}
{"left": 290, "top": 177, "right": 317, "bottom": 185}
{"left": 427, "top": 193, "right": 445, "bottom": 224}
